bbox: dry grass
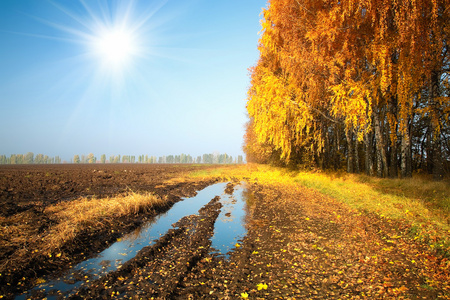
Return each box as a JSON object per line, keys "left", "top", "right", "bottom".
{"left": 42, "top": 192, "right": 167, "bottom": 252}
{"left": 0, "top": 191, "right": 167, "bottom": 271}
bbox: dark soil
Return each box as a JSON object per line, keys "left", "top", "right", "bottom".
{"left": 0, "top": 164, "right": 215, "bottom": 218}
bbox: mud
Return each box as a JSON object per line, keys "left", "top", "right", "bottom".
{"left": 0, "top": 164, "right": 219, "bottom": 299}
{"left": 70, "top": 197, "right": 223, "bottom": 299}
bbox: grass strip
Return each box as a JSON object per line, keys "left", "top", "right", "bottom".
{"left": 43, "top": 192, "right": 167, "bottom": 253}
{"left": 189, "top": 164, "right": 450, "bottom": 254}
{"left": 0, "top": 191, "right": 167, "bottom": 265}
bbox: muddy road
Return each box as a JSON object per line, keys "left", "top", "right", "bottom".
{"left": 70, "top": 196, "right": 224, "bottom": 299}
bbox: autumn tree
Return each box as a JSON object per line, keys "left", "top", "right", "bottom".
{"left": 246, "top": 0, "right": 449, "bottom": 178}
{"left": 23, "top": 152, "right": 33, "bottom": 164}
{"left": 87, "top": 153, "right": 96, "bottom": 164}
{"left": 243, "top": 119, "right": 278, "bottom": 164}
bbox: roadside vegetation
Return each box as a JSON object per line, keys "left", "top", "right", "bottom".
{"left": 43, "top": 192, "right": 167, "bottom": 252}
{"left": 190, "top": 164, "right": 450, "bottom": 255}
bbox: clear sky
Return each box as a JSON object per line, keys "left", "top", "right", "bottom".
{"left": 0, "top": 0, "right": 265, "bottom": 161}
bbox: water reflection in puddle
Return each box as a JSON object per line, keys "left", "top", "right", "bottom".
{"left": 211, "top": 184, "right": 249, "bottom": 257}
{"left": 16, "top": 182, "right": 250, "bottom": 299}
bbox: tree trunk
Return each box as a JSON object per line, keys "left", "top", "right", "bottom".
{"left": 354, "top": 136, "right": 360, "bottom": 174}
{"left": 323, "top": 125, "right": 330, "bottom": 169}
{"left": 430, "top": 71, "right": 444, "bottom": 181}
{"left": 334, "top": 125, "right": 341, "bottom": 170}
{"left": 318, "top": 152, "right": 324, "bottom": 169}
{"left": 431, "top": 131, "right": 443, "bottom": 181}
{"left": 388, "top": 97, "right": 398, "bottom": 178}
{"left": 426, "top": 125, "right": 434, "bottom": 174}
{"left": 346, "top": 128, "right": 354, "bottom": 173}
{"left": 400, "top": 118, "right": 412, "bottom": 178}
{"left": 364, "top": 131, "right": 374, "bottom": 176}
{"left": 389, "top": 138, "right": 398, "bottom": 178}
{"left": 373, "top": 108, "right": 388, "bottom": 178}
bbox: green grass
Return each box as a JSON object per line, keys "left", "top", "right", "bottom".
{"left": 189, "top": 164, "right": 450, "bottom": 253}
{"left": 293, "top": 171, "right": 449, "bottom": 226}
{"left": 355, "top": 174, "right": 450, "bottom": 213}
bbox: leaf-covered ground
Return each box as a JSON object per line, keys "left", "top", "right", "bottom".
{"left": 63, "top": 182, "right": 450, "bottom": 299}
{"left": 175, "top": 182, "right": 449, "bottom": 299}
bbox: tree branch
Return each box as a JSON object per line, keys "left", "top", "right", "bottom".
{"left": 289, "top": 98, "right": 341, "bottom": 124}
{"left": 295, "top": 0, "right": 314, "bottom": 15}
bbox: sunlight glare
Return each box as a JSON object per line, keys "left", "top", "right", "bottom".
{"left": 94, "top": 28, "right": 137, "bottom": 67}
{"left": 32, "top": 0, "right": 172, "bottom": 88}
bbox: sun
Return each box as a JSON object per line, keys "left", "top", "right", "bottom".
{"left": 32, "top": 0, "right": 170, "bottom": 80}
{"left": 93, "top": 27, "right": 138, "bottom": 69}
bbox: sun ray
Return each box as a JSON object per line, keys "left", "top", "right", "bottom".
{"left": 19, "top": 10, "right": 93, "bottom": 43}
{"left": 18, "top": 0, "right": 201, "bottom": 99}
{"left": 48, "top": 1, "right": 91, "bottom": 28}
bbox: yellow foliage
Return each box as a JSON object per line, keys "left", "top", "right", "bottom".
{"left": 246, "top": 0, "right": 450, "bottom": 170}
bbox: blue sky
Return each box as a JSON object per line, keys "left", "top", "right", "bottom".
{"left": 0, "top": 0, "right": 265, "bottom": 161}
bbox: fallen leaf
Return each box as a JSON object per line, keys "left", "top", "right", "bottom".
{"left": 257, "top": 283, "right": 268, "bottom": 290}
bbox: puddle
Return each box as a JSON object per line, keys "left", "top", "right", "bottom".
{"left": 211, "top": 184, "right": 249, "bottom": 257}
{"left": 16, "top": 182, "right": 250, "bottom": 299}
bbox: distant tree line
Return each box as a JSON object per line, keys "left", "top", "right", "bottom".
{"left": 73, "top": 153, "right": 244, "bottom": 164}
{"left": 0, "top": 152, "right": 61, "bottom": 164}
{"left": 0, "top": 152, "right": 244, "bottom": 164}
